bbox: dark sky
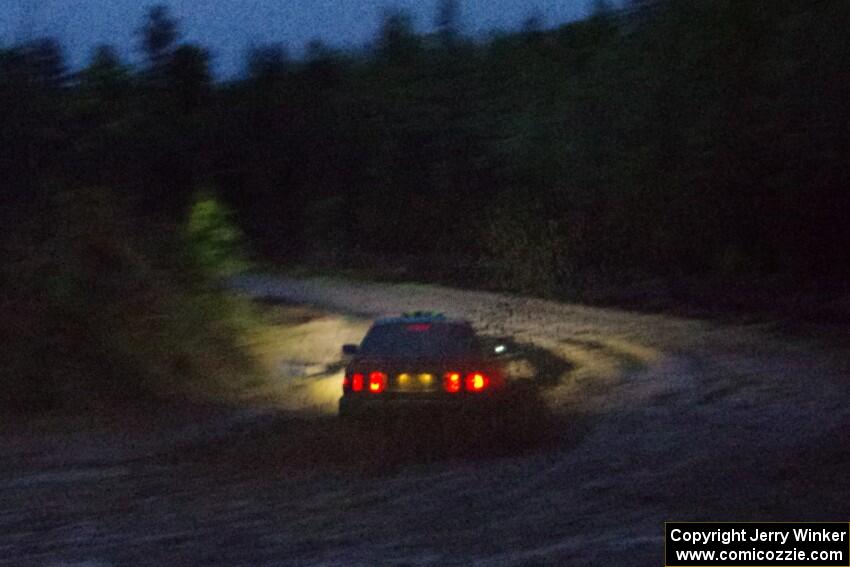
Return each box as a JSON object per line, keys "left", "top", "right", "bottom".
{"left": 1, "top": 0, "right": 609, "bottom": 78}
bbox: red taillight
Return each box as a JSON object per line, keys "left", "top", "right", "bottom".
{"left": 368, "top": 371, "right": 387, "bottom": 394}
{"left": 465, "top": 372, "right": 489, "bottom": 392}
{"left": 406, "top": 323, "right": 432, "bottom": 332}
{"left": 351, "top": 373, "right": 364, "bottom": 392}
{"left": 444, "top": 372, "right": 461, "bottom": 394}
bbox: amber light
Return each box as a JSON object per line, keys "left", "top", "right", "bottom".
{"left": 444, "top": 372, "right": 461, "bottom": 393}
{"left": 465, "top": 372, "right": 489, "bottom": 392}
{"left": 351, "top": 373, "right": 364, "bottom": 392}
{"left": 369, "top": 371, "right": 387, "bottom": 394}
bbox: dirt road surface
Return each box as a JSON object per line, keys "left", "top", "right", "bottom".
{"left": 2, "top": 275, "right": 849, "bottom": 566}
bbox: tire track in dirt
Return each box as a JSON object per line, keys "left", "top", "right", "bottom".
{"left": 2, "top": 275, "right": 847, "bottom": 566}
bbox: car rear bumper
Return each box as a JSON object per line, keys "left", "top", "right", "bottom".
{"left": 338, "top": 394, "right": 505, "bottom": 419}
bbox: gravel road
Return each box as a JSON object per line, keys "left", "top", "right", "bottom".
{"left": 2, "top": 275, "right": 848, "bottom": 566}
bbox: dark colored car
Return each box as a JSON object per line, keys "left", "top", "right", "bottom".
{"left": 339, "top": 313, "right": 509, "bottom": 419}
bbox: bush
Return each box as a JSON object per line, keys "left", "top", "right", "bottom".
{"left": 481, "top": 194, "right": 569, "bottom": 296}
{"left": 185, "top": 191, "right": 250, "bottom": 277}
{"left": 0, "top": 188, "right": 260, "bottom": 413}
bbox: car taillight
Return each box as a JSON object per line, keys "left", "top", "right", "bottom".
{"left": 351, "top": 373, "right": 364, "bottom": 392}
{"left": 465, "top": 372, "right": 489, "bottom": 393}
{"left": 368, "top": 371, "right": 387, "bottom": 394}
{"left": 444, "top": 372, "right": 461, "bottom": 393}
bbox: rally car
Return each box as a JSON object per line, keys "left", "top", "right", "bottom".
{"left": 338, "top": 312, "right": 511, "bottom": 419}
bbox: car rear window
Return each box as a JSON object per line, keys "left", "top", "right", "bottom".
{"left": 359, "top": 322, "right": 475, "bottom": 357}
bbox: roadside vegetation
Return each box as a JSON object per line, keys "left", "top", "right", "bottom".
{"left": 0, "top": 187, "right": 266, "bottom": 413}
{"left": 214, "top": 0, "right": 848, "bottom": 310}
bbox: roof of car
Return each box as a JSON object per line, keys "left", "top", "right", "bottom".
{"left": 373, "top": 312, "right": 468, "bottom": 326}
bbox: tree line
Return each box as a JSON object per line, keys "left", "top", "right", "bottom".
{"left": 2, "top": 0, "right": 849, "bottom": 298}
